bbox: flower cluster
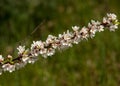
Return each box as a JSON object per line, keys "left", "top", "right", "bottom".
{"left": 0, "top": 13, "right": 119, "bottom": 75}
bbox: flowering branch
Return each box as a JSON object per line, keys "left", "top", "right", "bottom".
{"left": 0, "top": 13, "right": 119, "bottom": 75}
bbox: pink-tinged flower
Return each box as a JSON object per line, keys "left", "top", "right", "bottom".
{"left": 2, "top": 63, "right": 15, "bottom": 73}
{"left": 80, "top": 27, "right": 89, "bottom": 39}
{"left": 0, "top": 55, "right": 4, "bottom": 62}
{"left": 31, "top": 41, "right": 44, "bottom": 57}
{"left": 72, "top": 33, "right": 81, "bottom": 44}
{"left": 46, "top": 35, "right": 58, "bottom": 49}
{"left": 63, "top": 30, "right": 72, "bottom": 40}
{"left": 31, "top": 41, "right": 44, "bottom": 49}
{"left": 46, "top": 35, "right": 56, "bottom": 44}
{"left": 63, "top": 30, "right": 73, "bottom": 46}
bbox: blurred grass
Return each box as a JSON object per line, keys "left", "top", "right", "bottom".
{"left": 0, "top": 0, "right": 120, "bottom": 86}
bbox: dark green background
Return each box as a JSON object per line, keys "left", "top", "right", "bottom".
{"left": 0, "top": 0, "right": 120, "bottom": 86}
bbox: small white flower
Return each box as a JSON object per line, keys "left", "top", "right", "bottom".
{"left": 91, "top": 20, "right": 98, "bottom": 25}
{"left": 31, "top": 41, "right": 44, "bottom": 50}
{"left": 31, "top": 50, "right": 39, "bottom": 57}
{"left": 72, "top": 26, "right": 80, "bottom": 31}
{"left": 52, "top": 42, "right": 59, "bottom": 49}
{"left": 89, "top": 28, "right": 97, "bottom": 38}
{"left": 103, "top": 17, "right": 111, "bottom": 24}
{"left": 97, "top": 25, "right": 104, "bottom": 32}
{"left": 88, "top": 23, "right": 92, "bottom": 28}
{"left": 17, "top": 46, "right": 25, "bottom": 54}
{"left": 88, "top": 26, "right": 96, "bottom": 34}
{"left": 0, "top": 55, "right": 4, "bottom": 62}
{"left": 7, "top": 55, "right": 13, "bottom": 59}
{"left": 63, "top": 30, "right": 72, "bottom": 40}
{"left": 42, "top": 48, "right": 55, "bottom": 58}
{"left": 22, "top": 56, "right": 29, "bottom": 62}
{"left": 59, "top": 30, "right": 73, "bottom": 47}
{"left": 31, "top": 41, "right": 45, "bottom": 57}
{"left": 73, "top": 38, "right": 80, "bottom": 44}
{"left": 80, "top": 27, "right": 89, "bottom": 39}
{"left": 2, "top": 63, "right": 15, "bottom": 73}
{"left": 45, "top": 35, "right": 59, "bottom": 49}
{"left": 103, "top": 17, "right": 107, "bottom": 23}
{"left": 107, "top": 13, "right": 117, "bottom": 21}
{"left": 58, "top": 34, "right": 63, "bottom": 38}
{"left": 109, "top": 25, "right": 118, "bottom": 31}
{"left": 47, "top": 48, "right": 55, "bottom": 56}
{"left": 46, "top": 35, "right": 56, "bottom": 44}
{"left": 39, "top": 48, "right": 47, "bottom": 55}
{"left": 72, "top": 30, "right": 81, "bottom": 44}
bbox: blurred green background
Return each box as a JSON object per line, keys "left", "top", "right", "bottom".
{"left": 0, "top": 0, "right": 120, "bottom": 86}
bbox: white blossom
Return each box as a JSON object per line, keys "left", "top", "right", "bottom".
{"left": 7, "top": 55, "right": 12, "bottom": 59}
{"left": 58, "top": 31, "right": 73, "bottom": 48}
{"left": 97, "top": 25, "right": 104, "bottom": 32}
{"left": 103, "top": 17, "right": 108, "bottom": 23}
{"left": 2, "top": 63, "right": 15, "bottom": 73}
{"left": 31, "top": 41, "right": 44, "bottom": 57}
{"left": 41, "top": 48, "right": 55, "bottom": 58}
{"left": 22, "top": 56, "right": 29, "bottom": 62}
{"left": 62, "top": 30, "right": 73, "bottom": 46}
{"left": 72, "top": 33, "right": 81, "bottom": 44}
{"left": 107, "top": 13, "right": 117, "bottom": 21}
{"left": 80, "top": 27, "right": 89, "bottom": 39}
{"left": 39, "top": 48, "right": 47, "bottom": 55}
{"left": 46, "top": 35, "right": 56, "bottom": 44}
{"left": 31, "top": 41, "right": 44, "bottom": 49}
{"left": 72, "top": 27, "right": 81, "bottom": 44}
{"left": 88, "top": 22, "right": 97, "bottom": 38}
{"left": 91, "top": 20, "right": 100, "bottom": 25}
{"left": 17, "top": 46, "right": 25, "bottom": 55}
{"left": 46, "top": 35, "right": 58, "bottom": 49}
{"left": 46, "top": 48, "right": 55, "bottom": 56}
{"left": 63, "top": 30, "right": 72, "bottom": 40}
{"left": 72, "top": 26, "right": 80, "bottom": 31}
{"left": 109, "top": 24, "right": 118, "bottom": 31}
